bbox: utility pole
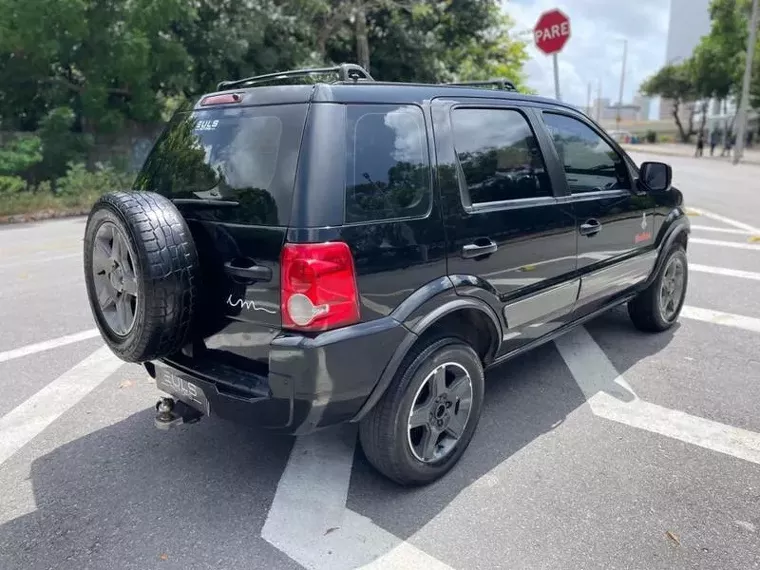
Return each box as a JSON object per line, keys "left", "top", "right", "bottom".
{"left": 616, "top": 39, "right": 628, "bottom": 131}
{"left": 733, "top": 0, "right": 759, "bottom": 165}
{"left": 596, "top": 79, "right": 602, "bottom": 122}
{"left": 586, "top": 82, "right": 592, "bottom": 116}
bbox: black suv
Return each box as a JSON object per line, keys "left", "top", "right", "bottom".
{"left": 83, "top": 64, "right": 690, "bottom": 486}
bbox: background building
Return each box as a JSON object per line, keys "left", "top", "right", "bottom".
{"left": 591, "top": 98, "right": 642, "bottom": 123}
{"left": 632, "top": 93, "right": 652, "bottom": 122}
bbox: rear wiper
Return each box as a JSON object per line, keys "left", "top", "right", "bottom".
{"left": 171, "top": 198, "right": 239, "bottom": 208}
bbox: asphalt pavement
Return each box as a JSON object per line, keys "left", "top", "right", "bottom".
{"left": 1, "top": 152, "right": 760, "bottom": 570}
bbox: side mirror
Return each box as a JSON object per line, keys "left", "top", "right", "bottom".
{"left": 638, "top": 161, "right": 672, "bottom": 192}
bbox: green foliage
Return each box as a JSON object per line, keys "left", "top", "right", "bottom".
{"left": 38, "top": 107, "right": 93, "bottom": 180}
{"left": 56, "top": 162, "right": 134, "bottom": 197}
{"left": 690, "top": 0, "right": 746, "bottom": 101}
{"left": 645, "top": 130, "right": 657, "bottom": 143}
{"left": 688, "top": 0, "right": 760, "bottom": 108}
{"left": 0, "top": 175, "right": 27, "bottom": 195}
{"left": 0, "top": 0, "right": 531, "bottom": 217}
{"left": 641, "top": 63, "right": 696, "bottom": 101}
{"left": 0, "top": 135, "right": 42, "bottom": 176}
{"left": 0, "top": 163, "right": 131, "bottom": 217}
{"left": 0, "top": 0, "right": 194, "bottom": 131}
{"left": 443, "top": 9, "right": 531, "bottom": 91}
{"left": 318, "top": 0, "right": 530, "bottom": 88}
{"left": 0, "top": 0, "right": 530, "bottom": 130}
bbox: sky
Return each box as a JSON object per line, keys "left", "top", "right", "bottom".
{"left": 505, "top": 0, "right": 672, "bottom": 118}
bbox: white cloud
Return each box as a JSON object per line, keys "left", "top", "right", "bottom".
{"left": 505, "top": 0, "right": 670, "bottom": 117}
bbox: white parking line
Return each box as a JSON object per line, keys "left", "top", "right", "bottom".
{"left": 262, "top": 427, "right": 453, "bottom": 570}
{"left": 0, "top": 346, "right": 123, "bottom": 466}
{"left": 690, "top": 264, "right": 760, "bottom": 281}
{"left": 0, "top": 329, "right": 100, "bottom": 364}
{"left": 690, "top": 225, "right": 753, "bottom": 236}
{"left": 555, "top": 327, "right": 760, "bottom": 465}
{"left": 687, "top": 207, "right": 760, "bottom": 234}
{"left": 681, "top": 306, "right": 760, "bottom": 334}
{"left": 691, "top": 238, "right": 760, "bottom": 251}
{"left": 0, "top": 252, "right": 81, "bottom": 270}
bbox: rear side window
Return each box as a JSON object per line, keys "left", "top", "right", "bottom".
{"left": 451, "top": 108, "right": 552, "bottom": 205}
{"left": 345, "top": 104, "right": 431, "bottom": 224}
{"left": 541, "top": 112, "right": 631, "bottom": 193}
{"left": 134, "top": 104, "right": 308, "bottom": 226}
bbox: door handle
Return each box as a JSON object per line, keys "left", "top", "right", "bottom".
{"left": 224, "top": 261, "right": 272, "bottom": 282}
{"left": 462, "top": 240, "right": 498, "bottom": 259}
{"left": 579, "top": 220, "right": 602, "bottom": 236}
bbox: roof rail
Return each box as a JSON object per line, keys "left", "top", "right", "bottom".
{"left": 445, "top": 78, "right": 518, "bottom": 92}
{"left": 217, "top": 63, "right": 374, "bottom": 91}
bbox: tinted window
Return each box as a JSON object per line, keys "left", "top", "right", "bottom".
{"left": 451, "top": 108, "right": 551, "bottom": 204}
{"left": 345, "top": 104, "right": 431, "bottom": 223}
{"left": 134, "top": 104, "right": 308, "bottom": 226}
{"left": 542, "top": 112, "right": 631, "bottom": 193}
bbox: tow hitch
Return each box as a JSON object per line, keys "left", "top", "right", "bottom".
{"left": 154, "top": 397, "right": 203, "bottom": 430}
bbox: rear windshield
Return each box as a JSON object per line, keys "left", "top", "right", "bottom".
{"left": 134, "top": 104, "right": 308, "bottom": 226}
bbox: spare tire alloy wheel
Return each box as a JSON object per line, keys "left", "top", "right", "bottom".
{"left": 84, "top": 191, "right": 200, "bottom": 363}
{"left": 92, "top": 222, "right": 139, "bottom": 336}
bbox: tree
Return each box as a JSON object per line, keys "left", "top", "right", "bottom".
{"left": 641, "top": 62, "right": 699, "bottom": 142}
{"left": 0, "top": 0, "right": 195, "bottom": 133}
{"left": 316, "top": 0, "right": 530, "bottom": 87}
{"left": 688, "top": 0, "right": 750, "bottom": 136}
{"left": 174, "top": 0, "right": 317, "bottom": 97}
{"left": 440, "top": 7, "right": 531, "bottom": 90}
{"left": 0, "top": 0, "right": 532, "bottom": 189}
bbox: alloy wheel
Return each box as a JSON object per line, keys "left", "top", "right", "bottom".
{"left": 407, "top": 362, "right": 473, "bottom": 463}
{"left": 659, "top": 256, "right": 685, "bottom": 322}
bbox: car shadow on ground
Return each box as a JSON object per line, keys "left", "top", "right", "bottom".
{"left": 0, "top": 307, "right": 680, "bottom": 569}
{"left": 347, "top": 305, "right": 680, "bottom": 540}
{"left": 0, "top": 412, "right": 302, "bottom": 570}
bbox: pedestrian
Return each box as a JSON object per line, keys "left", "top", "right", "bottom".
{"left": 709, "top": 129, "right": 719, "bottom": 156}
{"left": 695, "top": 131, "right": 704, "bottom": 157}
{"left": 721, "top": 131, "right": 733, "bottom": 157}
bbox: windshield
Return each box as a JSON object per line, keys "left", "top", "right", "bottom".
{"left": 134, "top": 104, "right": 308, "bottom": 226}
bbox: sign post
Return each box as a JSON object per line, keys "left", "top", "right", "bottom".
{"left": 533, "top": 9, "right": 571, "bottom": 101}
{"left": 552, "top": 54, "right": 561, "bottom": 100}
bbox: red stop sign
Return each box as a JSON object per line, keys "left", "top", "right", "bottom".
{"left": 534, "top": 9, "right": 571, "bottom": 55}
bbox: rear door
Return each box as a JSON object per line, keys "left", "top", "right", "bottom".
{"left": 134, "top": 102, "right": 310, "bottom": 369}
{"left": 432, "top": 98, "right": 578, "bottom": 356}
{"left": 537, "top": 111, "right": 657, "bottom": 316}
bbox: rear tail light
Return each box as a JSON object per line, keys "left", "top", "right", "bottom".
{"left": 280, "top": 242, "right": 360, "bottom": 332}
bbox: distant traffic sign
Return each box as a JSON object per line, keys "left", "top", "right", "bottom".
{"left": 533, "top": 9, "right": 571, "bottom": 55}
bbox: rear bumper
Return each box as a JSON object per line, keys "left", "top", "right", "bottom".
{"left": 151, "top": 316, "right": 409, "bottom": 435}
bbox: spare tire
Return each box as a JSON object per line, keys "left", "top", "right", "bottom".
{"left": 83, "top": 191, "right": 200, "bottom": 363}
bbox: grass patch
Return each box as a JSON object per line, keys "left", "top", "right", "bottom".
{"left": 0, "top": 189, "right": 104, "bottom": 218}
{"left": 0, "top": 162, "right": 134, "bottom": 221}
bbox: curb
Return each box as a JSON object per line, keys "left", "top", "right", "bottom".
{"left": 0, "top": 208, "right": 89, "bottom": 225}
{"left": 622, "top": 145, "right": 760, "bottom": 166}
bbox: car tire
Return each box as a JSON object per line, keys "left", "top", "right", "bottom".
{"left": 83, "top": 191, "right": 199, "bottom": 363}
{"left": 628, "top": 245, "right": 688, "bottom": 332}
{"left": 359, "top": 336, "right": 485, "bottom": 486}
